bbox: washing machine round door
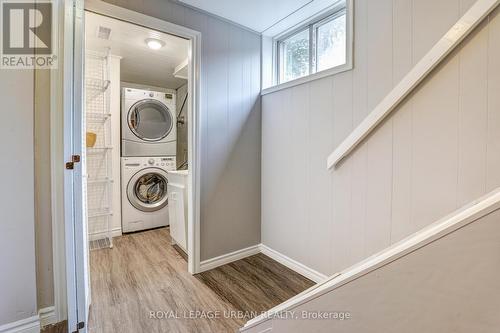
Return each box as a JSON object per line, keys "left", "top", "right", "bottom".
{"left": 127, "top": 168, "right": 169, "bottom": 212}
{"left": 128, "top": 99, "right": 173, "bottom": 141}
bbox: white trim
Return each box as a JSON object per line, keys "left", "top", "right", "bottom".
{"left": 242, "top": 188, "right": 500, "bottom": 331}
{"left": 61, "top": 0, "right": 79, "bottom": 330}
{"left": 262, "top": 0, "right": 345, "bottom": 37}
{"left": 259, "top": 244, "right": 328, "bottom": 283}
{"left": 199, "top": 245, "right": 261, "bottom": 272}
{"left": 38, "top": 307, "right": 56, "bottom": 328}
{"left": 261, "top": 64, "right": 351, "bottom": 95}
{"left": 72, "top": 0, "right": 89, "bottom": 327}
{"left": 198, "top": 244, "right": 328, "bottom": 283}
{"left": 0, "top": 316, "right": 40, "bottom": 333}
{"left": 88, "top": 227, "right": 122, "bottom": 241}
{"left": 327, "top": 0, "right": 500, "bottom": 169}
{"left": 261, "top": 0, "right": 353, "bottom": 94}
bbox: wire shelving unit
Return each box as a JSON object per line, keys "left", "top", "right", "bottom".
{"left": 85, "top": 50, "right": 113, "bottom": 250}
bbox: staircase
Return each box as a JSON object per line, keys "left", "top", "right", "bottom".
{"left": 244, "top": 1, "right": 500, "bottom": 331}
{"left": 242, "top": 189, "right": 500, "bottom": 332}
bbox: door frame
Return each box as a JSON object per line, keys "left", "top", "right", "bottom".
{"left": 53, "top": 0, "right": 203, "bottom": 327}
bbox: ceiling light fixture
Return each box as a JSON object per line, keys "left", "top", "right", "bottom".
{"left": 145, "top": 38, "right": 165, "bottom": 50}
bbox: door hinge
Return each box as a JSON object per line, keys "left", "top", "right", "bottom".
{"left": 66, "top": 155, "right": 81, "bottom": 170}
{"left": 72, "top": 321, "right": 85, "bottom": 333}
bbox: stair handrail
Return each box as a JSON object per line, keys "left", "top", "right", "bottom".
{"left": 327, "top": 0, "right": 500, "bottom": 170}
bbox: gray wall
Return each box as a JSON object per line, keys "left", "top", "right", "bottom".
{"left": 244, "top": 207, "right": 500, "bottom": 333}
{"left": 0, "top": 70, "right": 38, "bottom": 323}
{"left": 103, "top": 0, "right": 262, "bottom": 261}
{"left": 261, "top": 0, "right": 500, "bottom": 276}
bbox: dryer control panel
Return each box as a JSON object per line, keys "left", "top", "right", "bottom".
{"left": 122, "top": 156, "right": 176, "bottom": 171}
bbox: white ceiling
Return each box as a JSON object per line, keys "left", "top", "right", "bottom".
{"left": 178, "top": 0, "right": 314, "bottom": 33}
{"left": 85, "top": 12, "right": 189, "bottom": 89}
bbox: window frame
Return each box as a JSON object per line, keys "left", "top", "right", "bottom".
{"left": 312, "top": 8, "right": 347, "bottom": 73}
{"left": 263, "top": 0, "right": 353, "bottom": 95}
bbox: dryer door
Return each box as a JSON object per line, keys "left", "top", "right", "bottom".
{"left": 128, "top": 99, "right": 173, "bottom": 142}
{"left": 127, "top": 168, "right": 169, "bottom": 212}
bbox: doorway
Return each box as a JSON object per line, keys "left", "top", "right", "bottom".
{"left": 61, "top": 1, "right": 202, "bottom": 331}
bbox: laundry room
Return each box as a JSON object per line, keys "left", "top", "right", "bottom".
{"left": 84, "top": 11, "right": 191, "bottom": 267}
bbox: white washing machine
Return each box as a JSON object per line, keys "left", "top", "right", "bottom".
{"left": 121, "top": 156, "right": 176, "bottom": 233}
{"left": 122, "top": 87, "right": 176, "bottom": 157}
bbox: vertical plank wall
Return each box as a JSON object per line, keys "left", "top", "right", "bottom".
{"left": 102, "top": 0, "right": 262, "bottom": 261}
{"left": 261, "top": 0, "right": 500, "bottom": 276}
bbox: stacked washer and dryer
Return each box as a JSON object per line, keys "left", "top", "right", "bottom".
{"left": 121, "top": 88, "right": 177, "bottom": 233}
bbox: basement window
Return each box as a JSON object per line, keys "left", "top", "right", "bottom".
{"left": 262, "top": 0, "right": 352, "bottom": 94}
{"left": 315, "top": 12, "right": 347, "bottom": 72}
{"left": 279, "top": 28, "right": 311, "bottom": 83}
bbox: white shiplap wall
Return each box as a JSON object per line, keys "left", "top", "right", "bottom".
{"left": 262, "top": 0, "right": 500, "bottom": 276}
{"left": 103, "top": 0, "right": 262, "bottom": 261}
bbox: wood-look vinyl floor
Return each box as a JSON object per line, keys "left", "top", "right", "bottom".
{"left": 88, "top": 228, "right": 314, "bottom": 333}
{"left": 41, "top": 321, "right": 67, "bottom": 333}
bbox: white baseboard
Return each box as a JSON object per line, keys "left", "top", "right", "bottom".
{"left": 199, "top": 244, "right": 261, "bottom": 272}
{"left": 38, "top": 307, "right": 56, "bottom": 328}
{"left": 198, "top": 243, "right": 328, "bottom": 284}
{"left": 0, "top": 307, "right": 58, "bottom": 332}
{"left": 0, "top": 315, "right": 40, "bottom": 333}
{"left": 88, "top": 227, "right": 122, "bottom": 241}
{"left": 259, "top": 244, "right": 328, "bottom": 283}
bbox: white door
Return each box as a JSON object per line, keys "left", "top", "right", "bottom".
{"left": 64, "top": 0, "right": 91, "bottom": 331}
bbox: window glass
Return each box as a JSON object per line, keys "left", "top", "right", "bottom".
{"left": 316, "top": 13, "right": 347, "bottom": 72}
{"left": 276, "top": 5, "right": 350, "bottom": 85}
{"left": 280, "top": 29, "right": 310, "bottom": 83}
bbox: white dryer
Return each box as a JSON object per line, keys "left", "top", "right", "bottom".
{"left": 122, "top": 88, "right": 176, "bottom": 157}
{"left": 121, "top": 156, "right": 176, "bottom": 233}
